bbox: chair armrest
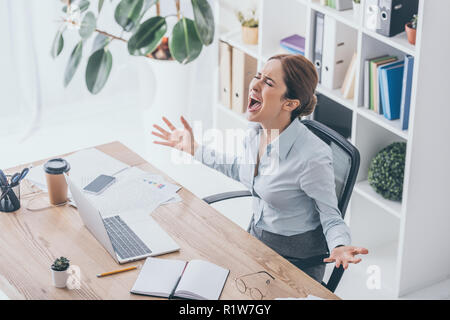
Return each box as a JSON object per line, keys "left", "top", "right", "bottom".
{"left": 324, "top": 265, "right": 345, "bottom": 293}
{"left": 202, "top": 190, "right": 252, "bottom": 205}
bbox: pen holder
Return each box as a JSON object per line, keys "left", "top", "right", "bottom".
{"left": 0, "top": 176, "right": 21, "bottom": 213}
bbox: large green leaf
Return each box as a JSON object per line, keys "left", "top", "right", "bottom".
{"left": 85, "top": 48, "right": 113, "bottom": 94}
{"left": 51, "top": 26, "right": 65, "bottom": 59}
{"left": 91, "top": 33, "right": 110, "bottom": 53}
{"left": 114, "top": 0, "right": 144, "bottom": 32}
{"left": 64, "top": 41, "right": 83, "bottom": 87}
{"left": 79, "top": 11, "right": 96, "bottom": 39}
{"left": 169, "top": 17, "right": 203, "bottom": 64}
{"left": 127, "top": 16, "right": 167, "bottom": 56}
{"left": 191, "top": 0, "right": 214, "bottom": 45}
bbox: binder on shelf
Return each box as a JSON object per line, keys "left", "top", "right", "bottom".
{"left": 280, "top": 34, "right": 305, "bottom": 55}
{"left": 376, "top": 0, "right": 419, "bottom": 37}
{"left": 369, "top": 55, "right": 397, "bottom": 113}
{"left": 341, "top": 52, "right": 357, "bottom": 99}
{"left": 231, "top": 47, "right": 257, "bottom": 114}
{"left": 219, "top": 41, "right": 232, "bottom": 109}
{"left": 313, "top": 12, "right": 325, "bottom": 83}
{"left": 379, "top": 60, "right": 404, "bottom": 120}
{"left": 400, "top": 55, "right": 414, "bottom": 130}
{"left": 364, "top": 59, "right": 370, "bottom": 108}
{"left": 365, "top": 0, "right": 381, "bottom": 31}
{"left": 321, "top": 15, "right": 357, "bottom": 90}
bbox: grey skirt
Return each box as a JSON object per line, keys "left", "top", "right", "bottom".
{"left": 248, "top": 220, "right": 328, "bottom": 283}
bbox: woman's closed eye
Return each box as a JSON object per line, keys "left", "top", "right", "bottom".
{"left": 254, "top": 75, "right": 273, "bottom": 87}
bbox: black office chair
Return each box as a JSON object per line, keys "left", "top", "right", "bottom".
{"left": 202, "top": 119, "right": 360, "bottom": 292}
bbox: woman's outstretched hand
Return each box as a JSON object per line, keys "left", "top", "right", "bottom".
{"left": 323, "top": 246, "right": 369, "bottom": 270}
{"left": 151, "top": 116, "right": 199, "bottom": 156}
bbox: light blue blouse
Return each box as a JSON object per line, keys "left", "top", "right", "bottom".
{"left": 194, "top": 118, "right": 351, "bottom": 250}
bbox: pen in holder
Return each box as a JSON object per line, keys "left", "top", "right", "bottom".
{"left": 0, "top": 175, "right": 21, "bottom": 212}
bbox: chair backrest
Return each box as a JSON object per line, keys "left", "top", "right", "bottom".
{"left": 301, "top": 119, "right": 360, "bottom": 293}
{"left": 301, "top": 120, "right": 360, "bottom": 219}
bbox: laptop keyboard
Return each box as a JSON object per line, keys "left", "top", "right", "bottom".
{"left": 103, "top": 216, "right": 152, "bottom": 260}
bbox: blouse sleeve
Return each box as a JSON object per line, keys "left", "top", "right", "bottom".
{"left": 298, "top": 150, "right": 352, "bottom": 251}
{"left": 193, "top": 144, "right": 242, "bottom": 183}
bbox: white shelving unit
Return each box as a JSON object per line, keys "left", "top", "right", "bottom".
{"left": 214, "top": 0, "right": 450, "bottom": 297}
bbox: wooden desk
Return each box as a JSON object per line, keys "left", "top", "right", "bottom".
{"left": 0, "top": 142, "right": 338, "bottom": 300}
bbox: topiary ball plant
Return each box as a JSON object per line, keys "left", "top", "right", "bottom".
{"left": 368, "top": 142, "right": 406, "bottom": 201}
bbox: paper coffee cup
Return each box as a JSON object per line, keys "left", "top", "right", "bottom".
{"left": 44, "top": 158, "right": 71, "bottom": 205}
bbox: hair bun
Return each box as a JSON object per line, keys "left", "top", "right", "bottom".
{"left": 299, "top": 94, "right": 317, "bottom": 118}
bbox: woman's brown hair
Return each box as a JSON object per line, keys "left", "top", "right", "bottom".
{"left": 268, "top": 54, "right": 318, "bottom": 121}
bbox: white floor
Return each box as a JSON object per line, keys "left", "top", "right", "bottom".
{"left": 1, "top": 97, "right": 448, "bottom": 300}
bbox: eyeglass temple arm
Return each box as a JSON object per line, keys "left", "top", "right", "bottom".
{"left": 255, "top": 270, "right": 275, "bottom": 280}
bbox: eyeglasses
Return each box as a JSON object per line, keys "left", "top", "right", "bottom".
{"left": 234, "top": 271, "right": 275, "bottom": 300}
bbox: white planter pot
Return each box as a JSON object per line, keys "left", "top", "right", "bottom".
{"left": 51, "top": 268, "right": 69, "bottom": 288}
{"left": 353, "top": 3, "right": 362, "bottom": 21}
{"left": 140, "top": 58, "right": 196, "bottom": 124}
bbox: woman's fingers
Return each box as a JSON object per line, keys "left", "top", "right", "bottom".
{"left": 162, "top": 116, "right": 177, "bottom": 131}
{"left": 353, "top": 247, "right": 369, "bottom": 255}
{"left": 151, "top": 131, "right": 168, "bottom": 141}
{"left": 153, "top": 124, "right": 170, "bottom": 137}
{"left": 352, "top": 258, "right": 362, "bottom": 264}
{"left": 323, "top": 257, "right": 334, "bottom": 263}
{"left": 153, "top": 140, "right": 174, "bottom": 147}
{"left": 180, "top": 116, "right": 193, "bottom": 133}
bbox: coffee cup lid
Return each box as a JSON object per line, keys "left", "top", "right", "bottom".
{"left": 44, "top": 158, "right": 70, "bottom": 175}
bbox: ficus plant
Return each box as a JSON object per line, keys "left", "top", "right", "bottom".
{"left": 51, "top": 0, "right": 215, "bottom": 94}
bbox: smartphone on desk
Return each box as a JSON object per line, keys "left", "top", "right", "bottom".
{"left": 83, "top": 174, "right": 116, "bottom": 195}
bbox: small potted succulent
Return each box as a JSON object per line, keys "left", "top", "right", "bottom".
{"left": 237, "top": 9, "right": 259, "bottom": 45}
{"left": 353, "top": 0, "right": 362, "bottom": 20}
{"left": 51, "top": 257, "right": 70, "bottom": 288}
{"left": 405, "top": 14, "right": 417, "bottom": 45}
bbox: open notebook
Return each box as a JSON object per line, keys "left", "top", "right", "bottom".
{"left": 131, "top": 257, "right": 229, "bottom": 300}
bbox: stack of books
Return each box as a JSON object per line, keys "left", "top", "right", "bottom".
{"left": 280, "top": 34, "right": 305, "bottom": 56}
{"left": 363, "top": 55, "right": 414, "bottom": 130}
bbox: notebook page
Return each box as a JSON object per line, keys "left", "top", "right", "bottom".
{"left": 175, "top": 260, "right": 229, "bottom": 300}
{"left": 131, "top": 258, "right": 186, "bottom": 298}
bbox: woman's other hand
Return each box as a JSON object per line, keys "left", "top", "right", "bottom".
{"left": 323, "top": 246, "right": 369, "bottom": 270}
{"left": 151, "top": 116, "right": 199, "bottom": 156}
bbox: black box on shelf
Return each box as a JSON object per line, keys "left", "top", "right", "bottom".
{"left": 313, "top": 93, "right": 353, "bottom": 139}
{"left": 376, "top": 0, "right": 419, "bottom": 37}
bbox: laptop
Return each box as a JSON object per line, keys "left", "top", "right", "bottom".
{"left": 67, "top": 177, "right": 180, "bottom": 264}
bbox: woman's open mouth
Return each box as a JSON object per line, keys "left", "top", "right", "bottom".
{"left": 247, "top": 96, "right": 262, "bottom": 113}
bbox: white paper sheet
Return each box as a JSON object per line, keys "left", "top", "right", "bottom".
{"left": 26, "top": 148, "right": 129, "bottom": 194}
{"left": 25, "top": 149, "right": 183, "bottom": 215}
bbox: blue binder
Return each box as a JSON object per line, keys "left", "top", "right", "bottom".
{"left": 400, "top": 55, "right": 414, "bottom": 130}
{"left": 379, "top": 60, "right": 404, "bottom": 120}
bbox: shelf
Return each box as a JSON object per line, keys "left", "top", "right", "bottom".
{"left": 354, "top": 180, "right": 402, "bottom": 219}
{"left": 220, "top": 29, "right": 260, "bottom": 60}
{"left": 362, "top": 28, "right": 415, "bottom": 57}
{"left": 309, "top": 0, "right": 360, "bottom": 30}
{"left": 356, "top": 107, "right": 408, "bottom": 140}
{"left": 316, "top": 84, "right": 355, "bottom": 111}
